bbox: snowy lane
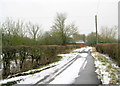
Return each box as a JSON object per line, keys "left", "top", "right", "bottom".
{"left": 35, "top": 55, "right": 78, "bottom": 84}
{"left": 0, "top": 47, "right": 92, "bottom": 85}
{"left": 73, "top": 54, "right": 100, "bottom": 84}
{"left": 49, "top": 57, "right": 87, "bottom": 84}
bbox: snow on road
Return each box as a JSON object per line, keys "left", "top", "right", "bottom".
{"left": 73, "top": 46, "right": 92, "bottom": 52}
{"left": 49, "top": 57, "right": 86, "bottom": 84}
{"left": 49, "top": 47, "right": 92, "bottom": 84}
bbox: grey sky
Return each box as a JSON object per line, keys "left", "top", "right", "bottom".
{"left": 0, "top": 0, "right": 119, "bottom": 35}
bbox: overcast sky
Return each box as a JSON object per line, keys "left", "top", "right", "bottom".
{"left": 0, "top": 0, "right": 119, "bottom": 35}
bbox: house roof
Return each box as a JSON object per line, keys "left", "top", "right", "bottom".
{"left": 69, "top": 40, "right": 85, "bottom": 44}
{"left": 75, "top": 40, "right": 85, "bottom": 43}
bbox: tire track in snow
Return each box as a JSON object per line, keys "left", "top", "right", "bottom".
{"left": 33, "top": 55, "right": 80, "bottom": 85}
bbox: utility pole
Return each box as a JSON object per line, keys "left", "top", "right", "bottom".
{"left": 95, "top": 15, "right": 98, "bottom": 44}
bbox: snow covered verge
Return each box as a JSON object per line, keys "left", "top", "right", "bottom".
{"left": 0, "top": 47, "right": 89, "bottom": 85}
{"left": 92, "top": 48, "right": 120, "bottom": 84}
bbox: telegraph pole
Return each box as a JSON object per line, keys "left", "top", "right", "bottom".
{"left": 95, "top": 15, "right": 98, "bottom": 44}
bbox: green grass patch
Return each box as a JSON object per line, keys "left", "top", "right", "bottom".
{"left": 95, "top": 53, "right": 119, "bottom": 84}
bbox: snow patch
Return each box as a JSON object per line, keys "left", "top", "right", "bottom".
{"left": 92, "top": 52, "right": 119, "bottom": 84}
{"left": 49, "top": 58, "right": 86, "bottom": 84}
{"left": 79, "top": 53, "right": 88, "bottom": 57}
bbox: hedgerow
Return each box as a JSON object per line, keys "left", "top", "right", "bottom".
{"left": 2, "top": 45, "right": 80, "bottom": 78}
{"left": 96, "top": 43, "right": 120, "bottom": 66}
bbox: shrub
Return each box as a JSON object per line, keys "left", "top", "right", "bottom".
{"left": 2, "top": 45, "right": 80, "bottom": 78}
{"left": 96, "top": 43, "right": 120, "bottom": 66}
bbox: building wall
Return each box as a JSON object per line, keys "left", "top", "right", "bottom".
{"left": 75, "top": 43, "right": 86, "bottom": 47}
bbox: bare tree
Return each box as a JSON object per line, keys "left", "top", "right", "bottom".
{"left": 51, "top": 13, "right": 66, "bottom": 45}
{"left": 1, "top": 18, "right": 15, "bottom": 35}
{"left": 100, "top": 26, "right": 117, "bottom": 43}
{"left": 27, "top": 22, "right": 41, "bottom": 41}
{"left": 51, "top": 13, "right": 78, "bottom": 45}
{"left": 1, "top": 18, "right": 26, "bottom": 37}
{"left": 65, "top": 23, "right": 78, "bottom": 37}
{"left": 15, "top": 20, "right": 26, "bottom": 37}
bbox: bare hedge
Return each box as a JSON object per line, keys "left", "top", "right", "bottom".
{"left": 2, "top": 45, "right": 80, "bottom": 78}
{"left": 96, "top": 43, "right": 120, "bottom": 66}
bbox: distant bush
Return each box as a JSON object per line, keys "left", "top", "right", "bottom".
{"left": 2, "top": 45, "right": 80, "bottom": 78}
{"left": 96, "top": 43, "right": 120, "bottom": 66}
